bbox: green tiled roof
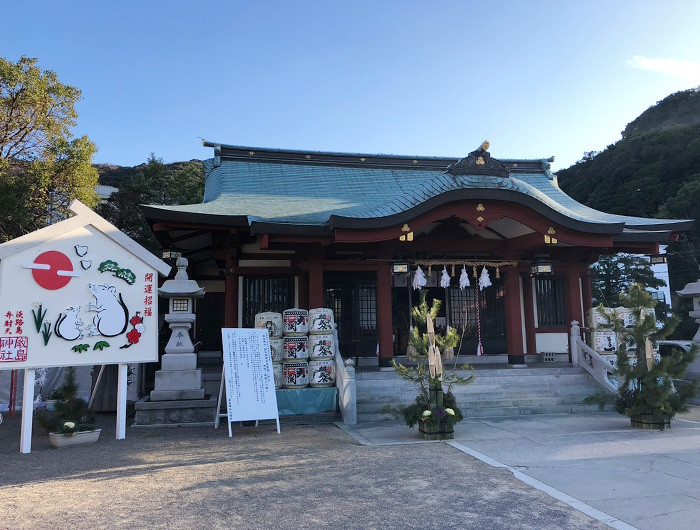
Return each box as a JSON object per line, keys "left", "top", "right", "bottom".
{"left": 141, "top": 144, "right": 692, "bottom": 236}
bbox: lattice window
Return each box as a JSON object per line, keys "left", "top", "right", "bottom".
{"left": 242, "top": 276, "right": 295, "bottom": 328}
{"left": 535, "top": 277, "right": 566, "bottom": 326}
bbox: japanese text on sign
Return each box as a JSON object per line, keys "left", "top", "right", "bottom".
{"left": 221, "top": 328, "right": 278, "bottom": 423}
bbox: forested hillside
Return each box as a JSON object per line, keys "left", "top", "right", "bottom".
{"left": 558, "top": 88, "right": 700, "bottom": 220}
{"left": 558, "top": 87, "right": 700, "bottom": 335}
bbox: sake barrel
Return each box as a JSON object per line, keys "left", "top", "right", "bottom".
{"left": 283, "top": 308, "right": 309, "bottom": 336}
{"left": 309, "top": 359, "right": 336, "bottom": 388}
{"left": 255, "top": 312, "right": 283, "bottom": 338}
{"left": 309, "top": 308, "right": 335, "bottom": 334}
{"left": 270, "top": 338, "right": 285, "bottom": 363}
{"left": 272, "top": 362, "right": 283, "bottom": 389}
{"left": 308, "top": 333, "right": 335, "bottom": 360}
{"left": 283, "top": 336, "right": 309, "bottom": 360}
{"left": 283, "top": 360, "right": 309, "bottom": 388}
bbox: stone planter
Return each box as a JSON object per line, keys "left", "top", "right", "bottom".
{"left": 49, "top": 429, "right": 101, "bottom": 448}
{"left": 418, "top": 421, "right": 454, "bottom": 440}
{"left": 630, "top": 415, "right": 671, "bottom": 430}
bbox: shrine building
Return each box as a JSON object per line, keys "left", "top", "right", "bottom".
{"left": 141, "top": 142, "right": 691, "bottom": 366}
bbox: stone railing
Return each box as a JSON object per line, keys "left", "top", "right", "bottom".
{"left": 333, "top": 327, "right": 357, "bottom": 425}
{"left": 570, "top": 320, "right": 618, "bottom": 394}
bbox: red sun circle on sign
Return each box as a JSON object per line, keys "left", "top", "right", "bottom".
{"left": 32, "top": 251, "right": 74, "bottom": 290}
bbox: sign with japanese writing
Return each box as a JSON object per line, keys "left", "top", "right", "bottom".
{"left": 221, "top": 328, "right": 279, "bottom": 423}
{"left": 0, "top": 202, "right": 170, "bottom": 370}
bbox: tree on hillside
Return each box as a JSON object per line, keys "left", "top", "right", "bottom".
{"left": 97, "top": 154, "right": 205, "bottom": 253}
{"left": 592, "top": 254, "right": 666, "bottom": 307}
{"left": 0, "top": 56, "right": 98, "bottom": 241}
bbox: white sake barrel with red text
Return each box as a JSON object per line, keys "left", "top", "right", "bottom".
{"left": 254, "top": 312, "right": 283, "bottom": 338}
{"left": 270, "top": 338, "right": 284, "bottom": 363}
{"left": 309, "top": 308, "right": 334, "bottom": 334}
{"left": 309, "top": 359, "right": 336, "bottom": 388}
{"left": 283, "top": 308, "right": 309, "bottom": 336}
{"left": 272, "top": 362, "right": 283, "bottom": 389}
{"left": 283, "top": 336, "right": 309, "bottom": 360}
{"left": 308, "top": 333, "right": 335, "bottom": 360}
{"left": 283, "top": 360, "right": 309, "bottom": 388}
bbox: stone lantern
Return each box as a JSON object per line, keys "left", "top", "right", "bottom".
{"left": 150, "top": 257, "right": 206, "bottom": 401}
{"left": 677, "top": 279, "right": 700, "bottom": 343}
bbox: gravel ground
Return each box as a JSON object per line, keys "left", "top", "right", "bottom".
{"left": 0, "top": 413, "right": 618, "bottom": 530}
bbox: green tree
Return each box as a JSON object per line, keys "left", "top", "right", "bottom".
{"left": 586, "top": 285, "right": 697, "bottom": 428}
{"left": 592, "top": 254, "right": 666, "bottom": 307}
{"left": 0, "top": 56, "right": 98, "bottom": 241}
{"left": 97, "top": 154, "right": 205, "bottom": 253}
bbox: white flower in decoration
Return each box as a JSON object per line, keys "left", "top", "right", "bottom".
{"left": 440, "top": 267, "right": 450, "bottom": 288}
{"left": 412, "top": 266, "right": 427, "bottom": 290}
{"left": 459, "top": 267, "right": 470, "bottom": 290}
{"left": 479, "top": 266, "right": 492, "bottom": 291}
{"left": 422, "top": 410, "right": 432, "bottom": 418}
{"left": 445, "top": 408, "right": 455, "bottom": 416}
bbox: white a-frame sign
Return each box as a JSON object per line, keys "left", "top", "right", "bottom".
{"left": 0, "top": 200, "right": 171, "bottom": 453}
{"left": 217, "top": 328, "right": 280, "bottom": 436}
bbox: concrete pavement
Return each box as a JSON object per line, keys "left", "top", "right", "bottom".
{"left": 340, "top": 411, "right": 700, "bottom": 530}
{"left": 1, "top": 410, "right": 699, "bottom": 529}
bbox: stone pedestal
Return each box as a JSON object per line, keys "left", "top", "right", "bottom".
{"left": 149, "top": 313, "right": 204, "bottom": 401}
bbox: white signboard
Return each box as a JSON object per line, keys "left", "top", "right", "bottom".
{"left": 0, "top": 225, "right": 162, "bottom": 370}
{"left": 0, "top": 200, "right": 171, "bottom": 453}
{"left": 221, "top": 328, "right": 280, "bottom": 433}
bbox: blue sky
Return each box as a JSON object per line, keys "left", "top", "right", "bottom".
{"left": 2, "top": 1, "right": 699, "bottom": 171}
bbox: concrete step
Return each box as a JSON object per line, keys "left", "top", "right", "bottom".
{"left": 355, "top": 364, "right": 610, "bottom": 421}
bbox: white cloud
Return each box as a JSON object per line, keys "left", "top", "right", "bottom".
{"left": 626, "top": 55, "right": 700, "bottom": 84}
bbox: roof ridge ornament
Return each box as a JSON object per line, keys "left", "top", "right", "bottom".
{"left": 446, "top": 140, "right": 510, "bottom": 178}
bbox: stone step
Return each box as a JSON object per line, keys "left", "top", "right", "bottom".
{"left": 358, "top": 402, "right": 613, "bottom": 423}
{"left": 355, "top": 364, "right": 611, "bottom": 421}
{"left": 198, "top": 350, "right": 223, "bottom": 365}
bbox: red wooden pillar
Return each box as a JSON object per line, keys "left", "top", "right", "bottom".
{"left": 309, "top": 263, "right": 324, "bottom": 308}
{"left": 377, "top": 264, "right": 393, "bottom": 367}
{"left": 581, "top": 271, "right": 593, "bottom": 324}
{"left": 224, "top": 252, "right": 238, "bottom": 327}
{"left": 504, "top": 267, "right": 525, "bottom": 364}
{"left": 565, "top": 265, "right": 584, "bottom": 326}
{"left": 521, "top": 271, "right": 537, "bottom": 356}
{"left": 565, "top": 265, "right": 584, "bottom": 362}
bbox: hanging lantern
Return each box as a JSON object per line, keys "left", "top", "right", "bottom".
{"left": 479, "top": 266, "right": 492, "bottom": 291}
{"left": 440, "top": 267, "right": 450, "bottom": 288}
{"left": 459, "top": 267, "right": 470, "bottom": 290}
{"left": 412, "top": 266, "right": 427, "bottom": 290}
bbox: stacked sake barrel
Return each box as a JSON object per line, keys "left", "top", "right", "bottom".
{"left": 588, "top": 307, "right": 618, "bottom": 362}
{"left": 254, "top": 312, "right": 284, "bottom": 389}
{"left": 307, "top": 308, "right": 336, "bottom": 388}
{"left": 255, "top": 308, "right": 337, "bottom": 389}
{"left": 587, "top": 306, "right": 657, "bottom": 366}
{"left": 281, "top": 309, "right": 310, "bottom": 388}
